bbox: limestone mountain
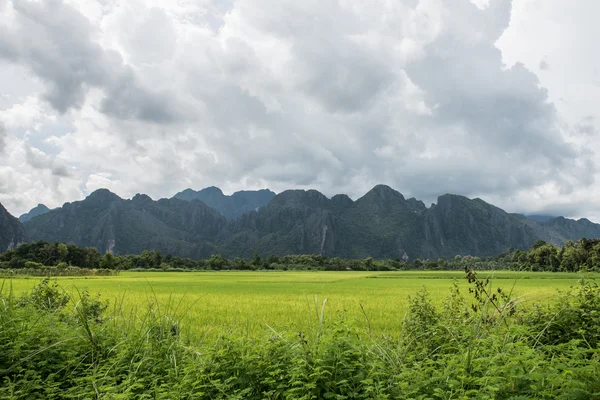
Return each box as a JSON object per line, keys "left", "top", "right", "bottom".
{"left": 218, "top": 189, "right": 344, "bottom": 256}
{"left": 173, "top": 187, "right": 276, "bottom": 220}
{"left": 17, "top": 185, "right": 600, "bottom": 259}
{"left": 221, "top": 186, "right": 600, "bottom": 259}
{"left": 421, "top": 194, "right": 538, "bottom": 258}
{"left": 19, "top": 204, "right": 51, "bottom": 223}
{"left": 0, "top": 202, "right": 26, "bottom": 252}
{"left": 219, "top": 186, "right": 491, "bottom": 259}
{"left": 531, "top": 216, "right": 600, "bottom": 246}
{"left": 24, "top": 190, "right": 226, "bottom": 258}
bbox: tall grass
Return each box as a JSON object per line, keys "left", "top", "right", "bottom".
{"left": 1, "top": 272, "right": 599, "bottom": 399}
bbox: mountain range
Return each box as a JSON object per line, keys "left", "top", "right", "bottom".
{"left": 2, "top": 185, "right": 600, "bottom": 259}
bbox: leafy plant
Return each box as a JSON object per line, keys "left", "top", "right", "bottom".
{"left": 21, "top": 277, "right": 69, "bottom": 311}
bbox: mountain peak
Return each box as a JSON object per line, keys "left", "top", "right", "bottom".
{"left": 132, "top": 193, "right": 153, "bottom": 203}
{"left": 361, "top": 184, "right": 406, "bottom": 202}
{"left": 331, "top": 194, "right": 354, "bottom": 209}
{"left": 435, "top": 194, "right": 503, "bottom": 214}
{"left": 85, "top": 189, "right": 122, "bottom": 204}
{"left": 233, "top": 188, "right": 276, "bottom": 196}
{"left": 434, "top": 193, "right": 473, "bottom": 208}
{"left": 200, "top": 186, "right": 224, "bottom": 196}
{"left": 438, "top": 193, "right": 469, "bottom": 201}
{"left": 271, "top": 189, "right": 329, "bottom": 206}
{"left": 19, "top": 204, "right": 51, "bottom": 223}
{"left": 178, "top": 188, "right": 196, "bottom": 196}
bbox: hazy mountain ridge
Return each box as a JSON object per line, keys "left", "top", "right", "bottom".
{"left": 19, "top": 204, "right": 52, "bottom": 223}
{"left": 5, "top": 185, "right": 600, "bottom": 259}
{"left": 526, "top": 215, "right": 557, "bottom": 223}
{"left": 173, "top": 187, "right": 276, "bottom": 220}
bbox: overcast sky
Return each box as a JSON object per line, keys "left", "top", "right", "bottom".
{"left": 1, "top": 0, "right": 599, "bottom": 221}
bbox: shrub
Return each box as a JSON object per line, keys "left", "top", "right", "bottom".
{"left": 526, "top": 278, "right": 600, "bottom": 349}
{"left": 21, "top": 277, "right": 69, "bottom": 311}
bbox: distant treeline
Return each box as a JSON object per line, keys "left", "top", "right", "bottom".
{"left": 507, "top": 238, "right": 600, "bottom": 272}
{"left": 1, "top": 239, "right": 599, "bottom": 272}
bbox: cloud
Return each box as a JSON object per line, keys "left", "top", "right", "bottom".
{"left": 0, "top": 131, "right": 82, "bottom": 215}
{"left": 0, "top": 0, "right": 598, "bottom": 222}
{"left": 574, "top": 117, "right": 598, "bottom": 137}
{"left": 0, "top": 0, "right": 185, "bottom": 122}
{"left": 24, "top": 144, "right": 75, "bottom": 182}
{"left": 0, "top": 122, "right": 5, "bottom": 154}
{"left": 401, "top": 2, "right": 587, "bottom": 198}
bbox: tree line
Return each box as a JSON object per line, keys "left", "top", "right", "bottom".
{"left": 1, "top": 239, "right": 599, "bottom": 272}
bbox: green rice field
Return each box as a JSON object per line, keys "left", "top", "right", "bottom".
{"left": 4, "top": 270, "right": 597, "bottom": 338}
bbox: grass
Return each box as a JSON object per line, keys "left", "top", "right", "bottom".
{"left": 5, "top": 270, "right": 596, "bottom": 339}
{"left": 2, "top": 270, "right": 600, "bottom": 398}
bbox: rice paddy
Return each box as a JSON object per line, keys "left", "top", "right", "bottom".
{"left": 4, "top": 270, "right": 596, "bottom": 338}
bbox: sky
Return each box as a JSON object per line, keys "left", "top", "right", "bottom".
{"left": 0, "top": 0, "right": 599, "bottom": 221}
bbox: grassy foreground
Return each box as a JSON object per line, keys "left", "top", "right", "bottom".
{"left": 1, "top": 271, "right": 600, "bottom": 399}
{"left": 5, "top": 270, "right": 591, "bottom": 338}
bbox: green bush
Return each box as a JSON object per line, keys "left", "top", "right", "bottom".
{"left": 21, "top": 277, "right": 69, "bottom": 311}
{"left": 525, "top": 279, "right": 600, "bottom": 349}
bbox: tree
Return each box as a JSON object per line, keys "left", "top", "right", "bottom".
{"left": 531, "top": 240, "right": 547, "bottom": 250}
{"left": 266, "top": 254, "right": 279, "bottom": 266}
{"left": 100, "top": 253, "right": 116, "bottom": 269}
{"left": 57, "top": 243, "right": 69, "bottom": 262}
{"left": 361, "top": 257, "right": 374, "bottom": 271}
{"left": 251, "top": 251, "right": 262, "bottom": 270}
{"left": 84, "top": 248, "right": 101, "bottom": 269}
{"left": 207, "top": 254, "right": 227, "bottom": 270}
{"left": 561, "top": 244, "right": 584, "bottom": 272}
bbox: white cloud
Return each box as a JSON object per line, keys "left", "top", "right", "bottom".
{"left": 0, "top": 0, "right": 598, "bottom": 222}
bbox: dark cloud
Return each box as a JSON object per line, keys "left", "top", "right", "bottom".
{"left": 51, "top": 164, "right": 72, "bottom": 178}
{"left": 100, "top": 74, "right": 184, "bottom": 123}
{"left": 24, "top": 144, "right": 73, "bottom": 178}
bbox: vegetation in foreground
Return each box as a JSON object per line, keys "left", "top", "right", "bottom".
{"left": 1, "top": 271, "right": 600, "bottom": 399}
{"left": 2, "top": 238, "right": 600, "bottom": 276}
